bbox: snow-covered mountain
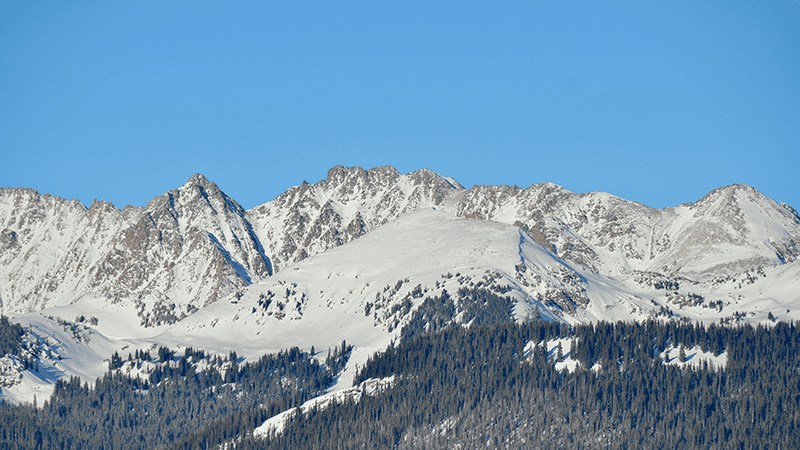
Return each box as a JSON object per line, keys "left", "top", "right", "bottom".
{"left": 160, "top": 205, "right": 800, "bottom": 366}
{"left": 0, "top": 175, "right": 271, "bottom": 326}
{"left": 2, "top": 165, "right": 799, "bottom": 403}
{"left": 454, "top": 182, "right": 800, "bottom": 279}
{"left": 246, "top": 165, "right": 462, "bottom": 271}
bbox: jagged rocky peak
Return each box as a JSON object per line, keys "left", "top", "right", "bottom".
{"left": 455, "top": 184, "right": 524, "bottom": 221}
{"left": 687, "top": 184, "right": 748, "bottom": 215}
{"left": 0, "top": 173, "right": 273, "bottom": 322}
{"left": 184, "top": 173, "right": 236, "bottom": 204}
{"left": 572, "top": 190, "right": 659, "bottom": 234}
{"left": 527, "top": 181, "right": 572, "bottom": 199}
{"left": 407, "top": 167, "right": 464, "bottom": 189}
{"left": 150, "top": 173, "right": 244, "bottom": 216}
{"left": 696, "top": 183, "right": 756, "bottom": 200}
{"left": 0, "top": 188, "right": 123, "bottom": 249}
{"left": 1, "top": 187, "right": 83, "bottom": 219}
{"left": 325, "top": 164, "right": 393, "bottom": 183}
{"left": 83, "top": 173, "right": 273, "bottom": 326}
{"left": 685, "top": 184, "right": 794, "bottom": 220}
{"left": 322, "top": 165, "right": 399, "bottom": 196}
{"left": 184, "top": 172, "right": 213, "bottom": 187}
{"left": 246, "top": 165, "right": 464, "bottom": 272}
{"left": 0, "top": 188, "right": 135, "bottom": 315}
{"left": 455, "top": 181, "right": 584, "bottom": 220}
{"left": 320, "top": 165, "right": 461, "bottom": 196}
{"left": 88, "top": 198, "right": 122, "bottom": 216}
{"left": 635, "top": 183, "right": 800, "bottom": 278}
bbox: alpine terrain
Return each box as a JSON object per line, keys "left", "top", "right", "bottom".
{"left": 1, "top": 165, "right": 799, "bottom": 449}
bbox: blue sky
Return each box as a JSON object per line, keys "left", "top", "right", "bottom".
{"left": 2, "top": 1, "right": 798, "bottom": 210}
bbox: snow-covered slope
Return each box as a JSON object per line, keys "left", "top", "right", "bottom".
{"left": 162, "top": 209, "right": 580, "bottom": 350}
{"left": 4, "top": 167, "right": 797, "bottom": 327}
{"left": 0, "top": 175, "right": 271, "bottom": 326}
{"left": 246, "top": 165, "right": 462, "bottom": 271}
{"left": 2, "top": 166, "right": 800, "bottom": 404}
{"left": 453, "top": 182, "right": 800, "bottom": 280}
{"left": 168, "top": 205, "right": 800, "bottom": 339}
{"left": 0, "top": 189, "right": 135, "bottom": 314}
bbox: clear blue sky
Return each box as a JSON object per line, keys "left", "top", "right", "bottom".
{"left": 2, "top": 1, "right": 798, "bottom": 210}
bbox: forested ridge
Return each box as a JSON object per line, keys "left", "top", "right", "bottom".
{"left": 243, "top": 320, "right": 800, "bottom": 449}
{"left": 0, "top": 343, "right": 352, "bottom": 450}
{"left": 1, "top": 315, "right": 799, "bottom": 449}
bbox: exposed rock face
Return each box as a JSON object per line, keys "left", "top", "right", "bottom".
{"left": 93, "top": 174, "right": 272, "bottom": 326}
{"left": 455, "top": 183, "right": 614, "bottom": 272}
{"left": 246, "top": 165, "right": 462, "bottom": 272}
{"left": 453, "top": 182, "right": 800, "bottom": 280}
{"left": 652, "top": 184, "right": 800, "bottom": 276}
{"left": 0, "top": 175, "right": 271, "bottom": 325}
{"left": 0, "top": 188, "right": 132, "bottom": 314}
{"left": 1, "top": 167, "right": 798, "bottom": 326}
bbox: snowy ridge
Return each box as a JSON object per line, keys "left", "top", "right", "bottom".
{"left": 0, "top": 189, "right": 134, "bottom": 314}
{"left": 3, "top": 168, "right": 797, "bottom": 326}
{"left": 246, "top": 165, "right": 463, "bottom": 272}
{"left": 163, "top": 209, "right": 596, "bottom": 357}
{"left": 453, "top": 183, "right": 800, "bottom": 281}
{"left": 1, "top": 166, "right": 799, "bottom": 405}
{"left": 0, "top": 175, "right": 271, "bottom": 327}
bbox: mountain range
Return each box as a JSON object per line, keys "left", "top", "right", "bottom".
{"left": 1, "top": 165, "right": 799, "bottom": 404}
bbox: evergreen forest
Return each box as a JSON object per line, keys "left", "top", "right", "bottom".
{"left": 0, "top": 342, "right": 351, "bottom": 450}
{"left": 233, "top": 320, "right": 800, "bottom": 449}
{"left": 1, "top": 312, "right": 799, "bottom": 449}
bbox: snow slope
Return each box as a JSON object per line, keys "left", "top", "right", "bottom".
{"left": 2, "top": 167, "right": 800, "bottom": 405}
{"left": 452, "top": 183, "right": 800, "bottom": 280}
{"left": 0, "top": 175, "right": 271, "bottom": 325}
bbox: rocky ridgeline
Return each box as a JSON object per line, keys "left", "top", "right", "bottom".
{"left": 0, "top": 175, "right": 271, "bottom": 325}
{"left": 246, "top": 165, "right": 462, "bottom": 271}
{"left": 453, "top": 182, "right": 800, "bottom": 279}
{"left": 1, "top": 166, "right": 799, "bottom": 325}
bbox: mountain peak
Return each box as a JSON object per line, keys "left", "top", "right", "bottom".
{"left": 326, "top": 165, "right": 364, "bottom": 183}
{"left": 176, "top": 173, "right": 232, "bottom": 205}
{"left": 696, "top": 183, "right": 759, "bottom": 203}
{"left": 408, "top": 168, "right": 464, "bottom": 189}
{"left": 183, "top": 173, "right": 213, "bottom": 189}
